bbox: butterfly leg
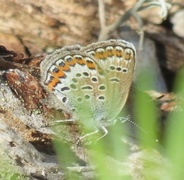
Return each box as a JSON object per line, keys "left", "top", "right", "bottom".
{"left": 79, "top": 126, "right": 108, "bottom": 143}
{"left": 79, "top": 129, "right": 99, "bottom": 142}
{"left": 48, "top": 119, "right": 76, "bottom": 126}
{"left": 96, "top": 126, "right": 108, "bottom": 141}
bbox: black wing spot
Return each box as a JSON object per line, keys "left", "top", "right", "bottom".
{"left": 110, "top": 66, "right": 115, "bottom": 70}
{"left": 58, "top": 61, "right": 65, "bottom": 67}
{"left": 98, "top": 96, "right": 105, "bottom": 101}
{"left": 72, "top": 78, "right": 78, "bottom": 83}
{"left": 53, "top": 67, "right": 59, "bottom": 73}
{"left": 99, "top": 85, "right": 106, "bottom": 90}
{"left": 81, "top": 86, "right": 93, "bottom": 90}
{"left": 77, "top": 97, "right": 82, "bottom": 102}
{"left": 83, "top": 72, "right": 89, "bottom": 77}
{"left": 116, "top": 67, "right": 122, "bottom": 72}
{"left": 61, "top": 87, "right": 70, "bottom": 91}
{"left": 70, "top": 84, "right": 77, "bottom": 89}
{"left": 85, "top": 95, "right": 90, "bottom": 100}
{"left": 76, "top": 73, "right": 81, "bottom": 77}
{"left": 62, "top": 97, "right": 67, "bottom": 103}
{"left": 91, "top": 77, "right": 98, "bottom": 82}
{"left": 122, "top": 68, "right": 128, "bottom": 73}
{"left": 110, "top": 78, "right": 120, "bottom": 83}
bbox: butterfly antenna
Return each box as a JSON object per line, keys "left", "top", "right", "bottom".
{"left": 120, "top": 115, "right": 147, "bottom": 134}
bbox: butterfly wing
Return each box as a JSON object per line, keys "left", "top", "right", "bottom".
{"left": 40, "top": 45, "right": 108, "bottom": 129}
{"left": 40, "top": 39, "right": 136, "bottom": 129}
{"left": 82, "top": 39, "right": 136, "bottom": 122}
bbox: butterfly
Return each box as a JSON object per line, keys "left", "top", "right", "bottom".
{"left": 40, "top": 39, "right": 136, "bottom": 138}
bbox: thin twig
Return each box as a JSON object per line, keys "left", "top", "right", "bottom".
{"left": 98, "top": 0, "right": 109, "bottom": 41}
{"left": 97, "top": 0, "right": 170, "bottom": 42}
{"left": 98, "top": 0, "right": 106, "bottom": 30}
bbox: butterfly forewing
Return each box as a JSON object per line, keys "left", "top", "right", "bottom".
{"left": 40, "top": 46, "right": 108, "bottom": 125}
